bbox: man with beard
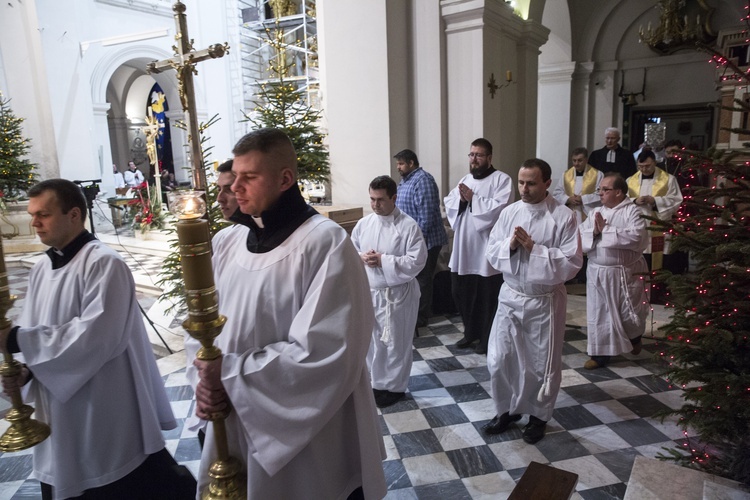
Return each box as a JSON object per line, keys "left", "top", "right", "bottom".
{"left": 444, "top": 138, "right": 514, "bottom": 354}
{"left": 394, "top": 149, "right": 448, "bottom": 328}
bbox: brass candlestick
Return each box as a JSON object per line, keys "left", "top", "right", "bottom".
{"left": 169, "top": 191, "right": 245, "bottom": 499}
{"left": 0, "top": 236, "right": 51, "bottom": 452}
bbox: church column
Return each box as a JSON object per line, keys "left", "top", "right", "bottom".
{"left": 569, "top": 61, "right": 593, "bottom": 154}
{"left": 441, "top": 0, "right": 548, "bottom": 189}
{"left": 537, "top": 62, "right": 575, "bottom": 179}
{"left": 0, "top": 0, "right": 59, "bottom": 180}
{"left": 588, "top": 62, "right": 617, "bottom": 149}
{"left": 92, "top": 102, "right": 113, "bottom": 191}
{"left": 317, "top": 0, "right": 393, "bottom": 206}
{"left": 412, "top": 0, "right": 448, "bottom": 194}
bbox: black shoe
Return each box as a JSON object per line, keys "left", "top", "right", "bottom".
{"left": 482, "top": 412, "right": 522, "bottom": 435}
{"left": 474, "top": 344, "right": 487, "bottom": 355}
{"left": 375, "top": 391, "right": 405, "bottom": 408}
{"left": 373, "top": 388, "right": 386, "bottom": 398}
{"left": 522, "top": 416, "right": 547, "bottom": 444}
{"left": 455, "top": 336, "right": 477, "bottom": 349}
{"left": 416, "top": 318, "right": 428, "bottom": 328}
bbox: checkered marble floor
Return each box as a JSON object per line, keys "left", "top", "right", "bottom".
{"left": 1, "top": 252, "right": 689, "bottom": 499}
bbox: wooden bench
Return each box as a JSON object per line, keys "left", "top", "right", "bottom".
{"left": 509, "top": 461, "right": 579, "bottom": 500}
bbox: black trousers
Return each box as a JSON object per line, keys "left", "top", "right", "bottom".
{"left": 416, "top": 245, "right": 442, "bottom": 326}
{"left": 41, "top": 448, "right": 196, "bottom": 500}
{"left": 451, "top": 272, "right": 503, "bottom": 350}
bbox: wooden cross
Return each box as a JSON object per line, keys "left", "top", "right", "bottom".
{"left": 147, "top": 1, "right": 229, "bottom": 191}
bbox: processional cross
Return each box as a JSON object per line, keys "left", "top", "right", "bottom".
{"left": 141, "top": 108, "right": 165, "bottom": 204}
{"left": 147, "top": 1, "right": 229, "bottom": 191}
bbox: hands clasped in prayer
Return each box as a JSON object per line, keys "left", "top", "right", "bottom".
{"left": 634, "top": 195, "right": 655, "bottom": 207}
{"left": 593, "top": 212, "right": 607, "bottom": 237}
{"left": 567, "top": 194, "right": 582, "bottom": 207}
{"left": 194, "top": 357, "right": 228, "bottom": 420}
{"left": 458, "top": 183, "right": 474, "bottom": 202}
{"left": 509, "top": 226, "right": 534, "bottom": 252}
{"left": 361, "top": 249, "right": 383, "bottom": 268}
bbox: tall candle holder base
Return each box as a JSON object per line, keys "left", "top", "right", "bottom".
{"left": 170, "top": 190, "right": 245, "bottom": 499}
{"left": 0, "top": 237, "right": 50, "bottom": 452}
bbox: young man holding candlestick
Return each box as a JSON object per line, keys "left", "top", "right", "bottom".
{"left": 188, "top": 128, "right": 387, "bottom": 499}
{"left": 0, "top": 179, "right": 188, "bottom": 500}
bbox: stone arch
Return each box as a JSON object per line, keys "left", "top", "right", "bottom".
{"left": 90, "top": 44, "right": 189, "bottom": 186}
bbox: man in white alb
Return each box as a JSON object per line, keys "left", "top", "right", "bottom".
{"left": 444, "top": 138, "right": 514, "bottom": 354}
{"left": 483, "top": 159, "right": 582, "bottom": 444}
{"left": 187, "top": 128, "right": 387, "bottom": 499}
{"left": 0, "top": 179, "right": 184, "bottom": 500}
{"left": 579, "top": 173, "right": 650, "bottom": 369}
{"left": 352, "top": 175, "right": 427, "bottom": 408}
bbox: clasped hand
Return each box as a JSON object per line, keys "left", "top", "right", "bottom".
{"left": 509, "top": 226, "right": 534, "bottom": 252}
{"left": 361, "top": 250, "right": 382, "bottom": 268}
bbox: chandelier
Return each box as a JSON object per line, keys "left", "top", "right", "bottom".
{"left": 638, "top": 0, "right": 716, "bottom": 55}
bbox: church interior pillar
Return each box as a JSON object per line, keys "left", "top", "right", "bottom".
{"left": 569, "top": 62, "right": 593, "bottom": 156}
{"left": 537, "top": 61, "right": 575, "bottom": 179}
{"left": 0, "top": 0, "right": 60, "bottom": 181}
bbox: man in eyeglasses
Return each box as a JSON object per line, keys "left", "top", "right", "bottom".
{"left": 579, "top": 173, "right": 650, "bottom": 370}
{"left": 444, "top": 138, "right": 514, "bottom": 354}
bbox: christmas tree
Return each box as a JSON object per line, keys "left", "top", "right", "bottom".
{"left": 653, "top": 44, "right": 750, "bottom": 486}
{"left": 0, "top": 92, "right": 38, "bottom": 200}
{"left": 242, "top": 22, "right": 330, "bottom": 184}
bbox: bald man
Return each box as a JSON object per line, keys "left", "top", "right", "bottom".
{"left": 187, "top": 128, "right": 386, "bottom": 499}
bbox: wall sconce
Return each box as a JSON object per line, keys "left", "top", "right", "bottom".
{"left": 618, "top": 68, "right": 646, "bottom": 106}
{"left": 488, "top": 71, "right": 514, "bottom": 99}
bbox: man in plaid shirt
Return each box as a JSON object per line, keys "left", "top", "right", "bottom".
{"left": 394, "top": 149, "right": 448, "bottom": 328}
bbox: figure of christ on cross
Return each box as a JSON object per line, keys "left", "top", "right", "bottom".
{"left": 147, "top": 0, "right": 229, "bottom": 191}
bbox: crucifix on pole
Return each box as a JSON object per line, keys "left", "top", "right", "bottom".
{"left": 142, "top": 107, "right": 164, "bottom": 205}
{"left": 147, "top": 1, "right": 229, "bottom": 191}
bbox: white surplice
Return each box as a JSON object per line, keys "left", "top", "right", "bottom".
{"left": 186, "top": 215, "right": 387, "bottom": 500}
{"left": 17, "top": 240, "right": 176, "bottom": 500}
{"left": 351, "top": 207, "right": 427, "bottom": 393}
{"left": 580, "top": 198, "right": 650, "bottom": 356}
{"left": 551, "top": 166, "right": 603, "bottom": 225}
{"left": 444, "top": 170, "right": 515, "bottom": 276}
{"left": 486, "top": 195, "right": 582, "bottom": 422}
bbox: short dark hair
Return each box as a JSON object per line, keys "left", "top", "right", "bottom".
{"left": 232, "top": 128, "right": 296, "bottom": 157}
{"left": 393, "top": 149, "right": 419, "bottom": 167}
{"left": 637, "top": 150, "right": 656, "bottom": 163}
{"left": 217, "top": 159, "right": 233, "bottom": 173}
{"left": 369, "top": 175, "right": 397, "bottom": 198}
{"left": 28, "top": 179, "right": 88, "bottom": 222}
{"left": 521, "top": 158, "right": 552, "bottom": 182}
{"left": 571, "top": 147, "right": 588, "bottom": 158}
{"left": 664, "top": 139, "right": 683, "bottom": 149}
{"left": 604, "top": 172, "right": 628, "bottom": 193}
{"left": 471, "top": 138, "right": 493, "bottom": 155}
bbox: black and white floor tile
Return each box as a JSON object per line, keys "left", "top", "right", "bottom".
{"left": 0, "top": 256, "right": 691, "bottom": 499}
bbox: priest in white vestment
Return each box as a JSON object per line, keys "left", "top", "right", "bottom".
{"left": 187, "top": 129, "right": 387, "bottom": 500}
{"left": 551, "top": 147, "right": 603, "bottom": 225}
{"left": 579, "top": 173, "right": 650, "bottom": 370}
{"left": 351, "top": 175, "right": 427, "bottom": 408}
{"left": 444, "top": 138, "right": 514, "bottom": 354}
{"left": 0, "top": 179, "right": 181, "bottom": 500}
{"left": 484, "top": 159, "right": 582, "bottom": 444}
{"left": 627, "top": 150, "right": 683, "bottom": 303}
